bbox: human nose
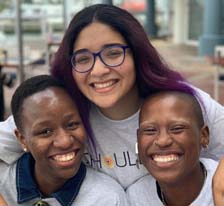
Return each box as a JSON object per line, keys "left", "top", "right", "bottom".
{"left": 53, "top": 129, "right": 73, "bottom": 149}
{"left": 154, "top": 129, "right": 173, "bottom": 147}
{"left": 90, "top": 55, "right": 110, "bottom": 76}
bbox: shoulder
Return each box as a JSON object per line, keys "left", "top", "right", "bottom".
{"left": 0, "top": 115, "right": 16, "bottom": 131}
{"left": 190, "top": 85, "right": 224, "bottom": 113}
{"left": 127, "top": 174, "right": 155, "bottom": 194}
{"left": 200, "top": 158, "right": 218, "bottom": 174}
{"left": 84, "top": 167, "right": 125, "bottom": 191}
{"left": 126, "top": 174, "right": 161, "bottom": 205}
{"left": 192, "top": 158, "right": 217, "bottom": 206}
{"left": 0, "top": 160, "right": 16, "bottom": 175}
{"left": 191, "top": 86, "right": 224, "bottom": 160}
{"left": 0, "top": 161, "right": 9, "bottom": 186}
{"left": 0, "top": 160, "right": 16, "bottom": 189}
{"left": 75, "top": 167, "right": 128, "bottom": 205}
{"left": 0, "top": 116, "right": 23, "bottom": 164}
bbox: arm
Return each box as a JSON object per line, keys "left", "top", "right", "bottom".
{"left": 213, "top": 159, "right": 224, "bottom": 206}
{"left": 194, "top": 87, "right": 224, "bottom": 160}
{"left": 0, "top": 194, "right": 7, "bottom": 206}
{"left": 0, "top": 116, "right": 23, "bottom": 164}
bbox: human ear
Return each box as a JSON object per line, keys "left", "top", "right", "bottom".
{"left": 200, "top": 125, "right": 209, "bottom": 148}
{"left": 14, "top": 129, "right": 29, "bottom": 152}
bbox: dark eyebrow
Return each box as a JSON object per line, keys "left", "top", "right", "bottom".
{"left": 73, "top": 43, "right": 126, "bottom": 54}
{"left": 73, "top": 48, "right": 89, "bottom": 54}
{"left": 63, "top": 112, "right": 80, "bottom": 120}
{"left": 102, "top": 43, "right": 126, "bottom": 48}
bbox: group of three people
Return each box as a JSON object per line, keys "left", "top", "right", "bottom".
{"left": 0, "top": 4, "right": 224, "bottom": 205}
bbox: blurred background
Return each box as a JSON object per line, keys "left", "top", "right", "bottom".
{"left": 0, "top": 0, "right": 224, "bottom": 120}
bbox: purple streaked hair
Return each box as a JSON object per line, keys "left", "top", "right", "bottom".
{"left": 51, "top": 4, "right": 201, "bottom": 156}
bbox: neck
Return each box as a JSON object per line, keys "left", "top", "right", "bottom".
{"left": 99, "top": 85, "right": 141, "bottom": 120}
{"left": 158, "top": 162, "right": 206, "bottom": 206}
{"left": 35, "top": 165, "right": 66, "bottom": 196}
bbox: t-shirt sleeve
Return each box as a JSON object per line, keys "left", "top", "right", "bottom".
{"left": 0, "top": 116, "right": 24, "bottom": 164}
{"left": 194, "top": 86, "right": 224, "bottom": 160}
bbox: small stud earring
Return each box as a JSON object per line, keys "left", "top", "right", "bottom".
{"left": 23, "top": 147, "right": 28, "bottom": 152}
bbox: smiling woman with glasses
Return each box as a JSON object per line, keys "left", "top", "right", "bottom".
{"left": 71, "top": 44, "right": 129, "bottom": 73}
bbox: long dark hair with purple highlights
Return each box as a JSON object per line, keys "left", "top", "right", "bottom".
{"left": 51, "top": 4, "right": 198, "bottom": 155}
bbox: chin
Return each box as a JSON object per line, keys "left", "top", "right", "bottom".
{"left": 154, "top": 172, "right": 182, "bottom": 186}
{"left": 60, "top": 168, "right": 79, "bottom": 180}
{"left": 94, "top": 99, "right": 118, "bottom": 109}
{"left": 98, "top": 103, "right": 115, "bottom": 109}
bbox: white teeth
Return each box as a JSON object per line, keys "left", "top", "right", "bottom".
{"left": 53, "top": 152, "right": 75, "bottom": 162}
{"left": 153, "top": 154, "right": 179, "bottom": 163}
{"left": 93, "top": 80, "right": 115, "bottom": 89}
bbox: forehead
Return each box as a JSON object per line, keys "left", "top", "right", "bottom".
{"left": 140, "top": 93, "right": 195, "bottom": 120}
{"left": 74, "top": 22, "right": 126, "bottom": 51}
{"left": 21, "top": 87, "right": 77, "bottom": 114}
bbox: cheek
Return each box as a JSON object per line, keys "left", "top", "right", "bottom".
{"left": 75, "top": 127, "right": 87, "bottom": 143}
{"left": 187, "top": 140, "right": 201, "bottom": 156}
{"left": 72, "top": 71, "right": 85, "bottom": 89}
{"left": 138, "top": 137, "right": 152, "bottom": 160}
{"left": 182, "top": 132, "right": 200, "bottom": 147}
{"left": 27, "top": 139, "right": 49, "bottom": 156}
{"left": 118, "top": 63, "right": 136, "bottom": 92}
{"left": 176, "top": 133, "right": 201, "bottom": 157}
{"left": 122, "top": 58, "right": 135, "bottom": 76}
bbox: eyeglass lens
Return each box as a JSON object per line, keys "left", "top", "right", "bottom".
{"left": 72, "top": 45, "right": 127, "bottom": 73}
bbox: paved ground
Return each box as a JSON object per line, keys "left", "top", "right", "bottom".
{"left": 153, "top": 40, "right": 224, "bottom": 105}
{"left": 2, "top": 39, "right": 224, "bottom": 119}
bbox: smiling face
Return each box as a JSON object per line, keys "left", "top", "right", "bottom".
{"left": 138, "top": 92, "right": 209, "bottom": 185}
{"left": 16, "top": 87, "right": 86, "bottom": 184}
{"left": 72, "top": 22, "right": 137, "bottom": 112}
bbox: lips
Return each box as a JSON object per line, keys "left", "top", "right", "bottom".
{"left": 90, "top": 79, "right": 118, "bottom": 91}
{"left": 152, "top": 154, "right": 180, "bottom": 163}
{"left": 147, "top": 151, "right": 184, "bottom": 170}
{"left": 51, "top": 149, "right": 79, "bottom": 162}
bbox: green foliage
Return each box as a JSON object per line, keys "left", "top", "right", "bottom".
{"left": 0, "top": 1, "right": 11, "bottom": 12}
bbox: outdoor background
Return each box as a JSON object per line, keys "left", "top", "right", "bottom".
{"left": 0, "top": 0, "right": 223, "bottom": 120}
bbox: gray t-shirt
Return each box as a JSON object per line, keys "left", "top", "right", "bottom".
{"left": 0, "top": 160, "right": 128, "bottom": 206}
{"left": 126, "top": 158, "right": 218, "bottom": 206}
{"left": 85, "top": 105, "right": 148, "bottom": 189}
